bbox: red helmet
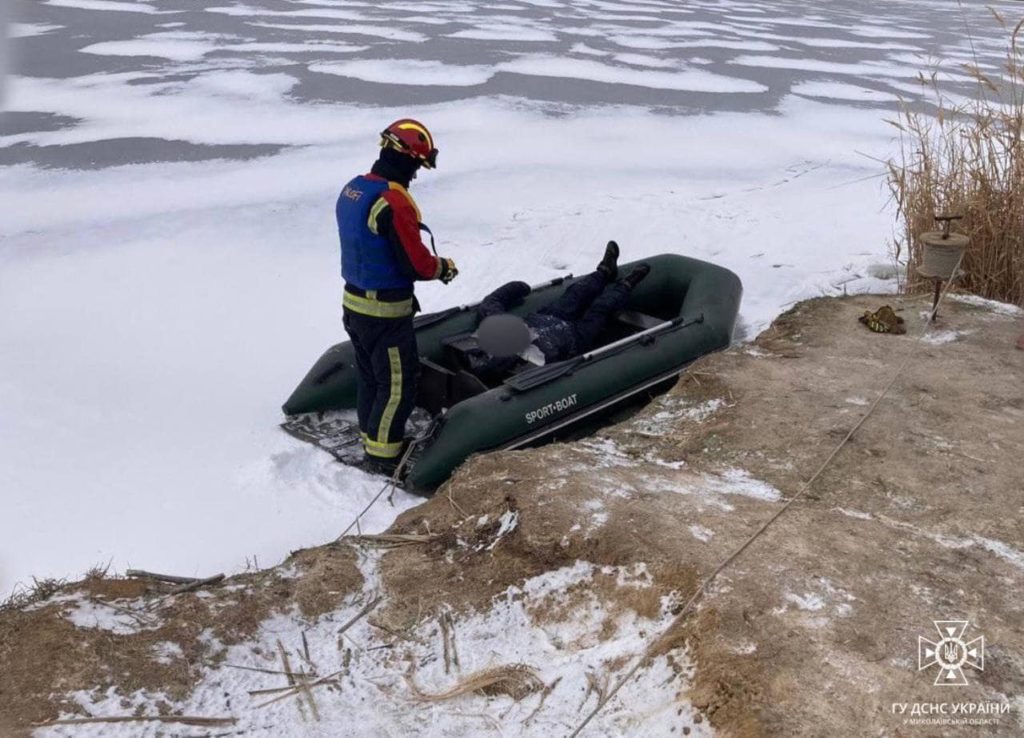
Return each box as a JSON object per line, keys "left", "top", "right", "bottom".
{"left": 380, "top": 118, "right": 438, "bottom": 169}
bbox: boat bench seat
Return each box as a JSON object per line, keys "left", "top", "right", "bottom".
{"left": 418, "top": 356, "right": 488, "bottom": 414}
{"left": 616, "top": 310, "right": 664, "bottom": 331}
{"left": 415, "top": 356, "right": 487, "bottom": 413}
{"left": 440, "top": 331, "right": 543, "bottom": 385}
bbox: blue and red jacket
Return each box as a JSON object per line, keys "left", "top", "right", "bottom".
{"left": 337, "top": 173, "right": 442, "bottom": 316}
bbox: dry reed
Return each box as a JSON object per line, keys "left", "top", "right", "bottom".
{"left": 407, "top": 664, "right": 544, "bottom": 702}
{"left": 887, "top": 10, "right": 1024, "bottom": 307}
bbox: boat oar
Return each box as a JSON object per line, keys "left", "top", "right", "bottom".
{"left": 504, "top": 313, "right": 705, "bottom": 392}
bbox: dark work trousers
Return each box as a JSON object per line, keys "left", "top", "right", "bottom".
{"left": 535, "top": 271, "right": 631, "bottom": 358}
{"left": 476, "top": 271, "right": 632, "bottom": 364}
{"left": 342, "top": 309, "right": 418, "bottom": 459}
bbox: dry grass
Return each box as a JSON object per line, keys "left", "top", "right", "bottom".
{"left": 0, "top": 545, "right": 364, "bottom": 733}
{"left": 887, "top": 10, "right": 1024, "bottom": 307}
{"left": 407, "top": 664, "right": 544, "bottom": 702}
{"left": 0, "top": 576, "right": 66, "bottom": 613}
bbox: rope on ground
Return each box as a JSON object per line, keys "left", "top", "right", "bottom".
{"left": 336, "top": 438, "right": 422, "bottom": 541}
{"left": 567, "top": 261, "right": 964, "bottom": 738}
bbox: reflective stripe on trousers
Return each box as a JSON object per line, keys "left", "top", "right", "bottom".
{"left": 343, "top": 309, "right": 418, "bottom": 460}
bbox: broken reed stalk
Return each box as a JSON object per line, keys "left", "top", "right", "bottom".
{"left": 125, "top": 570, "right": 200, "bottom": 585}
{"left": 440, "top": 613, "right": 452, "bottom": 675}
{"left": 337, "top": 596, "right": 382, "bottom": 639}
{"left": 221, "top": 662, "right": 312, "bottom": 678}
{"left": 887, "top": 14, "right": 1024, "bottom": 308}
{"left": 146, "top": 573, "right": 226, "bottom": 611}
{"left": 248, "top": 678, "right": 340, "bottom": 697}
{"left": 278, "top": 638, "right": 319, "bottom": 722}
{"left": 35, "top": 715, "right": 236, "bottom": 727}
{"left": 407, "top": 664, "right": 544, "bottom": 702}
{"left": 255, "top": 669, "right": 344, "bottom": 709}
{"left": 349, "top": 533, "right": 442, "bottom": 547}
{"left": 439, "top": 608, "right": 459, "bottom": 675}
{"left": 164, "top": 573, "right": 225, "bottom": 596}
{"left": 525, "top": 676, "right": 562, "bottom": 725}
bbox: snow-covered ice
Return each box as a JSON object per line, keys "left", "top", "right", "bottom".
{"left": 45, "top": 0, "right": 161, "bottom": 14}
{"left": 2, "top": 0, "right": 1019, "bottom": 603}
{"left": 81, "top": 35, "right": 227, "bottom": 62}
{"left": 311, "top": 58, "right": 494, "bottom": 86}
{"left": 10, "top": 22, "right": 65, "bottom": 38}
{"left": 497, "top": 56, "right": 769, "bottom": 92}
{"left": 792, "top": 80, "right": 901, "bottom": 103}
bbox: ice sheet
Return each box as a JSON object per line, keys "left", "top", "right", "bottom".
{"left": 46, "top": 0, "right": 161, "bottom": 13}
{"left": 2, "top": 0, "right": 1014, "bottom": 603}
{"left": 448, "top": 25, "right": 558, "bottom": 42}
{"left": 496, "top": 56, "right": 768, "bottom": 92}
{"left": 310, "top": 58, "right": 493, "bottom": 86}
{"left": 792, "top": 80, "right": 900, "bottom": 103}
{"left": 81, "top": 37, "right": 224, "bottom": 62}
{"left": 730, "top": 53, "right": 974, "bottom": 82}
{"left": 10, "top": 22, "right": 65, "bottom": 38}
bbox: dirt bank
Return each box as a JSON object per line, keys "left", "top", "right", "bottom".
{"left": 1, "top": 292, "right": 1021, "bottom": 737}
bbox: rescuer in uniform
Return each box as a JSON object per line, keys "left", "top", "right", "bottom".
{"left": 337, "top": 119, "right": 458, "bottom": 471}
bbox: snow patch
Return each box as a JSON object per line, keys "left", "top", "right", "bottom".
{"left": 792, "top": 81, "right": 900, "bottom": 103}
{"left": 950, "top": 294, "right": 1024, "bottom": 318}
{"left": 497, "top": 56, "right": 769, "bottom": 93}
{"left": 81, "top": 35, "right": 224, "bottom": 62}
{"left": 635, "top": 397, "right": 726, "bottom": 437}
{"left": 37, "top": 559, "right": 704, "bottom": 737}
{"left": 973, "top": 536, "right": 1024, "bottom": 571}
{"left": 836, "top": 507, "right": 873, "bottom": 521}
{"left": 151, "top": 640, "right": 184, "bottom": 664}
{"left": 578, "top": 437, "right": 639, "bottom": 471}
{"left": 449, "top": 25, "right": 557, "bottom": 42}
{"left": 46, "top": 0, "right": 161, "bottom": 13}
{"left": 583, "top": 498, "right": 610, "bottom": 532}
{"left": 10, "top": 23, "right": 64, "bottom": 38}
{"left": 61, "top": 595, "right": 160, "bottom": 635}
{"left": 705, "top": 468, "right": 783, "bottom": 502}
{"left": 485, "top": 508, "right": 520, "bottom": 550}
{"left": 310, "top": 58, "right": 493, "bottom": 86}
{"left": 922, "top": 329, "right": 963, "bottom": 345}
{"left": 188, "top": 70, "right": 299, "bottom": 101}
{"left": 689, "top": 524, "right": 714, "bottom": 542}
{"left": 784, "top": 592, "right": 826, "bottom": 611}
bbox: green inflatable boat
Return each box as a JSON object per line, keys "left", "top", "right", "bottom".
{"left": 282, "top": 253, "right": 742, "bottom": 491}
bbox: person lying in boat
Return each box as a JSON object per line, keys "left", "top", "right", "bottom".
{"left": 466, "top": 242, "right": 650, "bottom": 378}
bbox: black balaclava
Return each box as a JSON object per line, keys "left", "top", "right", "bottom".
{"left": 371, "top": 146, "right": 421, "bottom": 188}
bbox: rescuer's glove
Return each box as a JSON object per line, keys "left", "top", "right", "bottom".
{"left": 439, "top": 257, "right": 459, "bottom": 284}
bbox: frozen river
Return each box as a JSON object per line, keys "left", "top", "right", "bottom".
{"left": 0, "top": 0, "right": 1017, "bottom": 596}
